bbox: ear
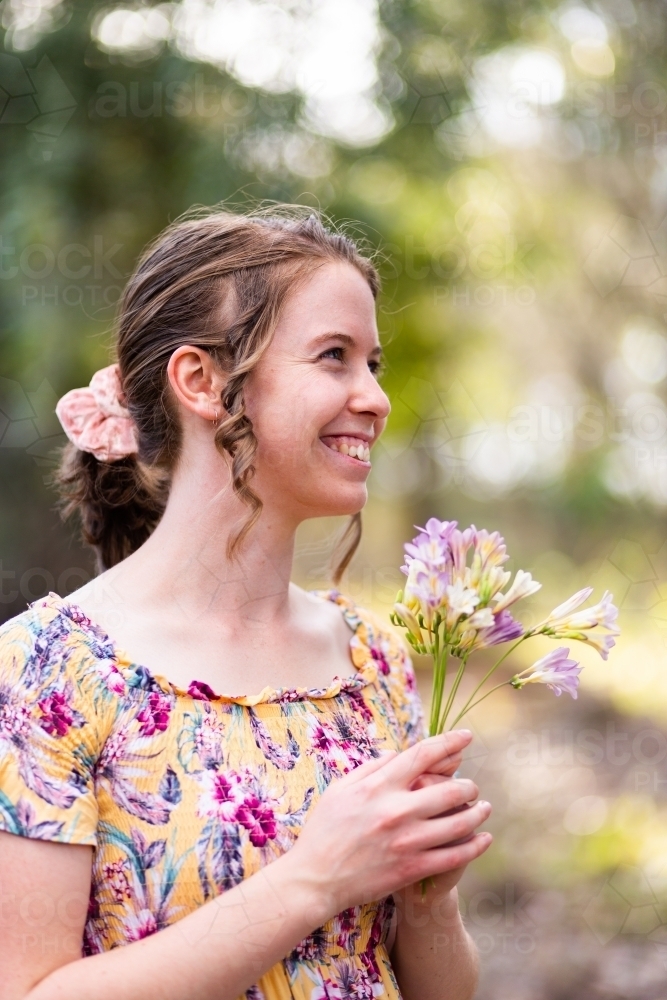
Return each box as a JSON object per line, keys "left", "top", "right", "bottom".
{"left": 166, "top": 346, "right": 227, "bottom": 423}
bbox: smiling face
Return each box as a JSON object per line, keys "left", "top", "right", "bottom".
{"left": 242, "top": 261, "right": 391, "bottom": 524}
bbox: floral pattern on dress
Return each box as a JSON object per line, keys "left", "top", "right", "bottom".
{"left": 0, "top": 589, "right": 427, "bottom": 998}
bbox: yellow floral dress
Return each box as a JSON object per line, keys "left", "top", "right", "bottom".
{"left": 0, "top": 588, "right": 427, "bottom": 999}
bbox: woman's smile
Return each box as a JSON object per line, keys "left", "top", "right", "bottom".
{"left": 320, "top": 434, "right": 372, "bottom": 465}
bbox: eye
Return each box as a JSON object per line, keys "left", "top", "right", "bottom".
{"left": 369, "top": 358, "right": 386, "bottom": 378}
{"left": 319, "top": 346, "right": 345, "bottom": 362}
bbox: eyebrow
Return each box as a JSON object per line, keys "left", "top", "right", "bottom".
{"left": 310, "top": 331, "right": 383, "bottom": 358}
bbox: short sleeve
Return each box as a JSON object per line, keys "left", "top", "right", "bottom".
{"left": 353, "top": 602, "right": 429, "bottom": 751}
{"left": 0, "top": 604, "right": 107, "bottom": 845}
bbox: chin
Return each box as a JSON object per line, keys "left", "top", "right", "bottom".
{"left": 305, "top": 484, "right": 368, "bottom": 519}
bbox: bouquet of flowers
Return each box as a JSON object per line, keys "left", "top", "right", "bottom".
{"left": 390, "top": 518, "right": 620, "bottom": 895}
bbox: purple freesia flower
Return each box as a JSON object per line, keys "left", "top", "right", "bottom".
{"left": 512, "top": 647, "right": 582, "bottom": 699}
{"left": 450, "top": 525, "right": 477, "bottom": 573}
{"left": 422, "top": 517, "right": 458, "bottom": 542}
{"left": 401, "top": 518, "right": 458, "bottom": 574}
{"left": 471, "top": 527, "right": 509, "bottom": 570}
{"left": 408, "top": 562, "right": 449, "bottom": 612}
{"left": 575, "top": 630, "right": 617, "bottom": 661}
{"left": 473, "top": 609, "right": 525, "bottom": 650}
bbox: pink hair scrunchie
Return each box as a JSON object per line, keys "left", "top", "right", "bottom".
{"left": 55, "top": 363, "right": 139, "bottom": 462}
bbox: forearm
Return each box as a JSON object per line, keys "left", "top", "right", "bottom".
{"left": 26, "top": 851, "right": 327, "bottom": 1000}
{"left": 390, "top": 887, "right": 479, "bottom": 1000}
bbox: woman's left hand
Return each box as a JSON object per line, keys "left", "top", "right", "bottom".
{"left": 386, "top": 768, "right": 492, "bottom": 955}
{"left": 406, "top": 770, "right": 491, "bottom": 903}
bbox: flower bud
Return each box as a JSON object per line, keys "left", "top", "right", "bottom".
{"left": 393, "top": 602, "right": 425, "bottom": 644}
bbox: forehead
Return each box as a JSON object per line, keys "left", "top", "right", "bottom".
{"left": 272, "top": 261, "right": 379, "bottom": 347}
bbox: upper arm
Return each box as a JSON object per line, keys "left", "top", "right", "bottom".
{"left": 0, "top": 607, "right": 109, "bottom": 996}
{"left": 0, "top": 830, "right": 92, "bottom": 999}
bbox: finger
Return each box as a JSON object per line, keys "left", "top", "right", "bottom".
{"left": 419, "top": 799, "right": 492, "bottom": 851}
{"left": 410, "top": 769, "right": 462, "bottom": 791}
{"left": 386, "top": 731, "right": 473, "bottom": 788}
{"left": 410, "top": 751, "right": 464, "bottom": 785}
{"left": 442, "top": 828, "right": 476, "bottom": 848}
{"left": 422, "top": 749, "right": 465, "bottom": 777}
{"left": 421, "top": 831, "right": 493, "bottom": 879}
{"left": 432, "top": 803, "right": 476, "bottom": 846}
{"left": 409, "top": 777, "right": 479, "bottom": 819}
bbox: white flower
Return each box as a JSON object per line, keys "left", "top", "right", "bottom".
{"left": 466, "top": 607, "right": 495, "bottom": 629}
{"left": 556, "top": 590, "right": 619, "bottom": 633}
{"left": 542, "top": 586, "right": 593, "bottom": 624}
{"left": 445, "top": 579, "right": 479, "bottom": 628}
{"left": 493, "top": 569, "right": 542, "bottom": 613}
{"left": 539, "top": 588, "right": 620, "bottom": 636}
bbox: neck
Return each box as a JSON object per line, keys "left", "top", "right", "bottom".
{"left": 98, "top": 455, "right": 301, "bottom": 627}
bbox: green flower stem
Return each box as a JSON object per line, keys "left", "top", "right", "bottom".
{"left": 435, "top": 645, "right": 448, "bottom": 732}
{"left": 454, "top": 678, "right": 513, "bottom": 718}
{"left": 423, "top": 625, "right": 445, "bottom": 900}
{"left": 449, "top": 635, "right": 529, "bottom": 730}
{"left": 429, "top": 637, "right": 448, "bottom": 737}
{"left": 420, "top": 874, "right": 437, "bottom": 899}
{"left": 438, "top": 654, "right": 468, "bottom": 734}
{"left": 428, "top": 629, "right": 439, "bottom": 735}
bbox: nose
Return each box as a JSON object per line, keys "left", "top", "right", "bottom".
{"left": 350, "top": 363, "right": 391, "bottom": 423}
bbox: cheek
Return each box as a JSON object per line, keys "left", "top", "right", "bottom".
{"left": 248, "top": 372, "right": 345, "bottom": 450}
{"left": 244, "top": 374, "right": 292, "bottom": 448}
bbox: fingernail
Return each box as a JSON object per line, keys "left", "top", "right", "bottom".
{"left": 455, "top": 729, "right": 472, "bottom": 738}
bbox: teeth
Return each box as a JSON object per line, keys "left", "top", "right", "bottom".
{"left": 323, "top": 437, "right": 371, "bottom": 462}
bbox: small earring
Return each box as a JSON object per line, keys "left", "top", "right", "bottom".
{"left": 212, "top": 410, "right": 219, "bottom": 427}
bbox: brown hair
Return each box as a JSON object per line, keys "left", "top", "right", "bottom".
{"left": 55, "top": 206, "right": 380, "bottom": 584}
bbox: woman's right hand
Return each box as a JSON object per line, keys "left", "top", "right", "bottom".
{"left": 288, "top": 730, "right": 493, "bottom": 915}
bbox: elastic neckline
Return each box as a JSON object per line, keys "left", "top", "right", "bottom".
{"left": 37, "top": 589, "right": 379, "bottom": 706}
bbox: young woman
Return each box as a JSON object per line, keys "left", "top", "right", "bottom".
{"left": 0, "top": 209, "right": 493, "bottom": 1000}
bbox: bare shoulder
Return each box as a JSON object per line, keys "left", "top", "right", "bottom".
{"left": 290, "top": 583, "right": 349, "bottom": 633}
{"left": 63, "top": 567, "right": 124, "bottom": 613}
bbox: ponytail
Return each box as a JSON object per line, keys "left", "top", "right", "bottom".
{"left": 55, "top": 446, "right": 169, "bottom": 573}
